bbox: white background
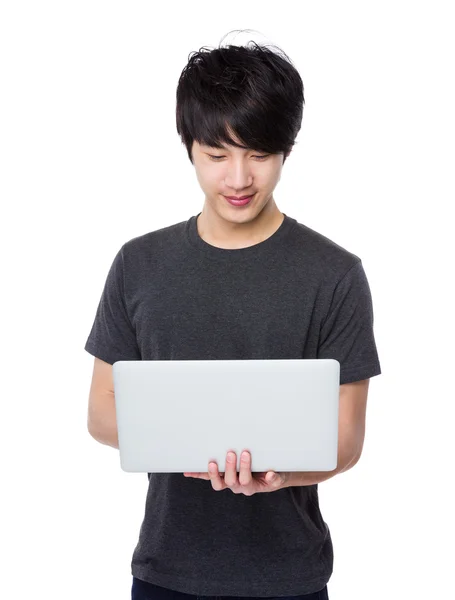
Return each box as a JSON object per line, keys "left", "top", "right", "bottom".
{"left": 1, "top": 1, "right": 454, "bottom": 599}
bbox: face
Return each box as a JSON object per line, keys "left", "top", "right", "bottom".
{"left": 191, "top": 138, "right": 288, "bottom": 225}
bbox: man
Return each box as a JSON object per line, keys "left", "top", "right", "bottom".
{"left": 85, "top": 37, "right": 381, "bottom": 600}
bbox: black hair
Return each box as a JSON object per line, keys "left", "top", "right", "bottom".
{"left": 175, "top": 31, "right": 304, "bottom": 165}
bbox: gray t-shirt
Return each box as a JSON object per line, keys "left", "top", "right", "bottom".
{"left": 84, "top": 212, "right": 381, "bottom": 596}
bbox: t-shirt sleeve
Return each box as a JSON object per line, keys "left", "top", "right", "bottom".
{"left": 84, "top": 244, "right": 141, "bottom": 365}
{"left": 317, "top": 259, "right": 381, "bottom": 384}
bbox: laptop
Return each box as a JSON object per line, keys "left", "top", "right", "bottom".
{"left": 112, "top": 358, "right": 340, "bottom": 473}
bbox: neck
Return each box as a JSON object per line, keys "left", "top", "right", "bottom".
{"left": 197, "top": 198, "right": 284, "bottom": 250}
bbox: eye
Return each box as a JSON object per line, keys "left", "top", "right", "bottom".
{"left": 208, "top": 154, "right": 270, "bottom": 161}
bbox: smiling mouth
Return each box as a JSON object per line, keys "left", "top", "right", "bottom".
{"left": 223, "top": 194, "right": 255, "bottom": 206}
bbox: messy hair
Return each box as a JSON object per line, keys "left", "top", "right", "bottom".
{"left": 176, "top": 31, "right": 304, "bottom": 165}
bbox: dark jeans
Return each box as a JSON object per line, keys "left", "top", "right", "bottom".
{"left": 131, "top": 577, "right": 329, "bottom": 600}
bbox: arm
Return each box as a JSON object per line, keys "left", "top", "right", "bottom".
{"left": 282, "top": 378, "right": 370, "bottom": 487}
{"left": 87, "top": 357, "right": 119, "bottom": 449}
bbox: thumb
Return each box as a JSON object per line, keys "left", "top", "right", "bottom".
{"left": 266, "top": 471, "right": 280, "bottom": 484}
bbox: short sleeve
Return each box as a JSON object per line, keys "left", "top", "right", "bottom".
{"left": 84, "top": 244, "right": 141, "bottom": 365}
{"left": 317, "top": 260, "right": 381, "bottom": 384}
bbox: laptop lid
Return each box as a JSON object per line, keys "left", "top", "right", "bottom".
{"left": 112, "top": 358, "right": 340, "bottom": 473}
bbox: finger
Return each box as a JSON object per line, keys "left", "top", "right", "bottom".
{"left": 184, "top": 472, "right": 210, "bottom": 480}
{"left": 239, "top": 450, "right": 252, "bottom": 486}
{"left": 208, "top": 461, "right": 226, "bottom": 491}
{"left": 224, "top": 451, "right": 238, "bottom": 487}
{"left": 265, "top": 470, "right": 284, "bottom": 486}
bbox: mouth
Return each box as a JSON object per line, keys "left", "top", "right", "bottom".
{"left": 223, "top": 194, "right": 255, "bottom": 206}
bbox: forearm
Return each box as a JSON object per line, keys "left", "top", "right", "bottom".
{"left": 282, "top": 438, "right": 360, "bottom": 487}
{"left": 88, "top": 414, "right": 119, "bottom": 449}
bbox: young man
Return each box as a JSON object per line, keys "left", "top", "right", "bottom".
{"left": 85, "top": 38, "right": 381, "bottom": 600}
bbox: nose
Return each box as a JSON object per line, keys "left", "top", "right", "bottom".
{"left": 224, "top": 159, "right": 253, "bottom": 192}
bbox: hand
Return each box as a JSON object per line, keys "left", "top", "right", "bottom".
{"left": 183, "top": 450, "right": 289, "bottom": 495}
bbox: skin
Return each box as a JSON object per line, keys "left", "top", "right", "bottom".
{"left": 191, "top": 135, "right": 291, "bottom": 250}
{"left": 185, "top": 133, "right": 292, "bottom": 495}
{"left": 184, "top": 450, "right": 290, "bottom": 495}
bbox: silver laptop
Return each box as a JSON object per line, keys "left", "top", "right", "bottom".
{"left": 112, "top": 358, "right": 340, "bottom": 473}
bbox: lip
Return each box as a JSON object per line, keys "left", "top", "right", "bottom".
{"left": 223, "top": 194, "right": 254, "bottom": 206}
